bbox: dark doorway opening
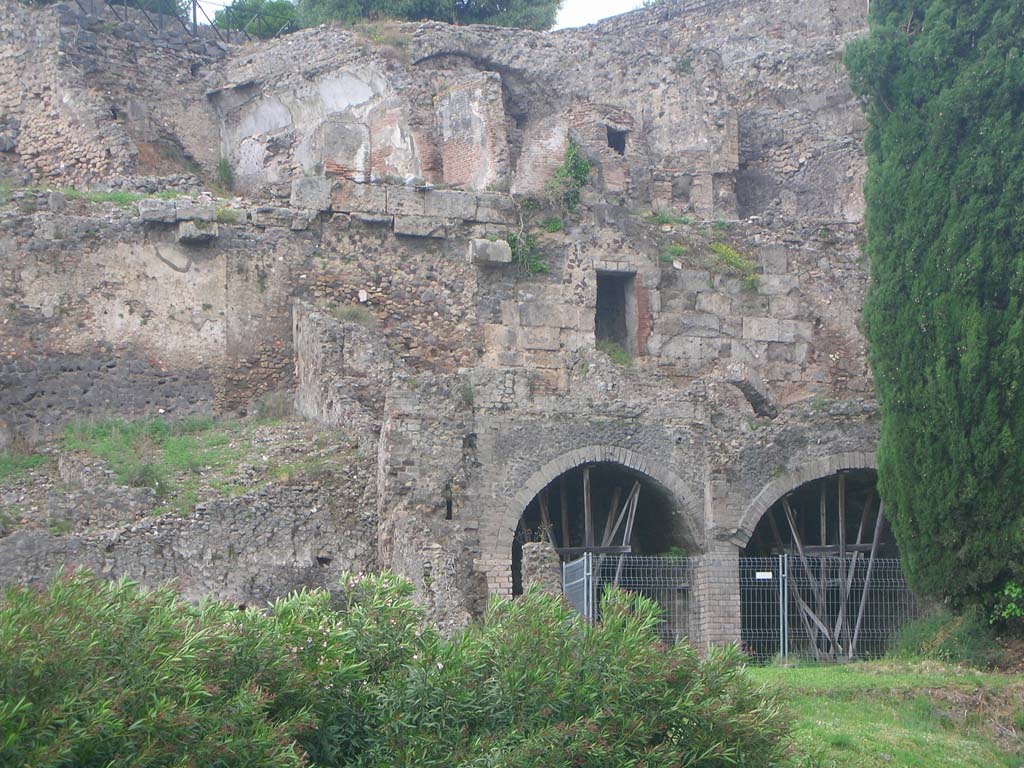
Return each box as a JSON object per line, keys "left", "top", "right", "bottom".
{"left": 606, "top": 126, "right": 627, "bottom": 155}
{"left": 595, "top": 271, "right": 636, "bottom": 354}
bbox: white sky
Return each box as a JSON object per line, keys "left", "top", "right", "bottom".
{"left": 554, "top": 0, "right": 644, "bottom": 29}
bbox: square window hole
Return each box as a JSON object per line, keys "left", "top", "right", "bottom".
{"left": 606, "top": 126, "right": 627, "bottom": 155}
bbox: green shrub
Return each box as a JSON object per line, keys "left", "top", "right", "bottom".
{"left": 0, "top": 574, "right": 791, "bottom": 768}
{"left": 890, "top": 607, "right": 1004, "bottom": 669}
{"left": 990, "top": 581, "right": 1024, "bottom": 631}
{"left": 540, "top": 216, "right": 563, "bottom": 232}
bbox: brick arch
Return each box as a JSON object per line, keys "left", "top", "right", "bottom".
{"left": 501, "top": 444, "right": 702, "bottom": 554}
{"left": 730, "top": 451, "right": 877, "bottom": 549}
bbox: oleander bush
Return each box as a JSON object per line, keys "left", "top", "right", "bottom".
{"left": 0, "top": 571, "right": 790, "bottom": 767}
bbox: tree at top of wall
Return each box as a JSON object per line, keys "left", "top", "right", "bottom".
{"left": 845, "top": 0, "right": 1024, "bottom": 624}
{"left": 295, "top": 0, "right": 563, "bottom": 30}
{"left": 213, "top": 0, "right": 298, "bottom": 38}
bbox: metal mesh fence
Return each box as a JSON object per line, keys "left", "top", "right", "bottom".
{"left": 739, "top": 556, "right": 784, "bottom": 661}
{"left": 562, "top": 554, "right": 698, "bottom": 645}
{"left": 562, "top": 554, "right": 593, "bottom": 621}
{"left": 740, "top": 556, "right": 920, "bottom": 663}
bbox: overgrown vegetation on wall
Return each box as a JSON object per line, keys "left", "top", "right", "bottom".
{"left": 0, "top": 571, "right": 790, "bottom": 768}
{"left": 845, "top": 0, "right": 1024, "bottom": 625}
{"left": 545, "top": 138, "right": 593, "bottom": 212}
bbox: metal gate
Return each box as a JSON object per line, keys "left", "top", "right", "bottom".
{"left": 562, "top": 552, "right": 595, "bottom": 620}
{"left": 561, "top": 554, "right": 698, "bottom": 644}
{"left": 740, "top": 555, "right": 919, "bottom": 663}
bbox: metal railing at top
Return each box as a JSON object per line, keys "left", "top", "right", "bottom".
{"left": 69, "top": 0, "right": 297, "bottom": 46}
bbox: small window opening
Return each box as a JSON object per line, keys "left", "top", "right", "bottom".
{"left": 316, "top": 556, "right": 333, "bottom": 566}
{"left": 595, "top": 271, "right": 637, "bottom": 355}
{"left": 445, "top": 497, "right": 453, "bottom": 520}
{"left": 606, "top": 126, "right": 627, "bottom": 155}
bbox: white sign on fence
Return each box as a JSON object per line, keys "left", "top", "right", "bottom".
{"left": 755, "top": 571, "right": 773, "bottom": 580}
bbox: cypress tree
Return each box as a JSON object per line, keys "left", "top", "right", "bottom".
{"left": 845, "top": 0, "right": 1024, "bottom": 610}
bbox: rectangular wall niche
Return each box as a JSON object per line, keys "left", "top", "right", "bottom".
{"left": 595, "top": 271, "right": 637, "bottom": 356}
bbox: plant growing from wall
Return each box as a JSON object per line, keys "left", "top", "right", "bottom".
{"left": 845, "top": 0, "right": 1024, "bottom": 614}
{"left": 506, "top": 232, "right": 547, "bottom": 275}
{"left": 216, "top": 157, "right": 235, "bottom": 192}
{"left": 709, "top": 242, "right": 758, "bottom": 289}
{"left": 545, "top": 138, "right": 592, "bottom": 212}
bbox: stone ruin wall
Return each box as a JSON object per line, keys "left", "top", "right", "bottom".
{"left": 1, "top": 0, "right": 879, "bottom": 642}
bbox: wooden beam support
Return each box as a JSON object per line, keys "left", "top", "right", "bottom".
{"left": 583, "top": 467, "right": 593, "bottom": 549}
{"left": 560, "top": 477, "right": 570, "bottom": 549}
{"left": 557, "top": 545, "right": 633, "bottom": 556}
{"left": 613, "top": 486, "right": 641, "bottom": 586}
{"left": 599, "top": 487, "right": 622, "bottom": 548}
{"left": 783, "top": 497, "right": 835, "bottom": 657}
{"left": 538, "top": 488, "right": 553, "bottom": 544}
{"left": 850, "top": 501, "right": 886, "bottom": 659}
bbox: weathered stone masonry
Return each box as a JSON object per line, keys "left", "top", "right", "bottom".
{"left": 1, "top": 0, "right": 878, "bottom": 646}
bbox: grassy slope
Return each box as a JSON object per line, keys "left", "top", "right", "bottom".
{"left": 750, "top": 662, "right": 1024, "bottom": 767}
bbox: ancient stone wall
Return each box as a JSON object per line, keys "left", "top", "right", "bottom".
{"left": 0, "top": 463, "right": 378, "bottom": 606}
{"left": 0, "top": 0, "right": 882, "bottom": 645}
{"left": 0, "top": 0, "right": 222, "bottom": 185}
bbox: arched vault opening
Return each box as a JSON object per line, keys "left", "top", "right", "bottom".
{"left": 512, "top": 461, "right": 694, "bottom": 596}
{"left": 741, "top": 469, "right": 897, "bottom": 557}
{"left": 740, "top": 469, "right": 912, "bottom": 662}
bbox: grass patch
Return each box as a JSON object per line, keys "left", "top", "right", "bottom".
{"left": 65, "top": 417, "right": 244, "bottom": 500}
{"left": 328, "top": 303, "right": 379, "bottom": 327}
{"left": 709, "top": 241, "right": 759, "bottom": 289}
{"left": 61, "top": 188, "right": 181, "bottom": 207}
{"left": 661, "top": 242, "right": 686, "bottom": 264}
{"left": 750, "top": 661, "right": 1024, "bottom": 768}
{"left": 596, "top": 339, "right": 631, "bottom": 366}
{"left": 649, "top": 209, "right": 692, "bottom": 226}
{"left": 0, "top": 451, "right": 46, "bottom": 483}
{"left": 890, "top": 607, "right": 1005, "bottom": 668}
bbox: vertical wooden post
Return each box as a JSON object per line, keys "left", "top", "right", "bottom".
{"left": 538, "top": 488, "right": 553, "bottom": 544}
{"left": 583, "top": 467, "right": 593, "bottom": 549}
{"left": 599, "top": 487, "right": 622, "bottom": 547}
{"left": 560, "top": 477, "right": 570, "bottom": 549}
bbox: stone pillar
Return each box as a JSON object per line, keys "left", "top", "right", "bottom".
{"left": 695, "top": 539, "right": 741, "bottom": 649}
{"left": 521, "top": 541, "right": 562, "bottom": 597}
